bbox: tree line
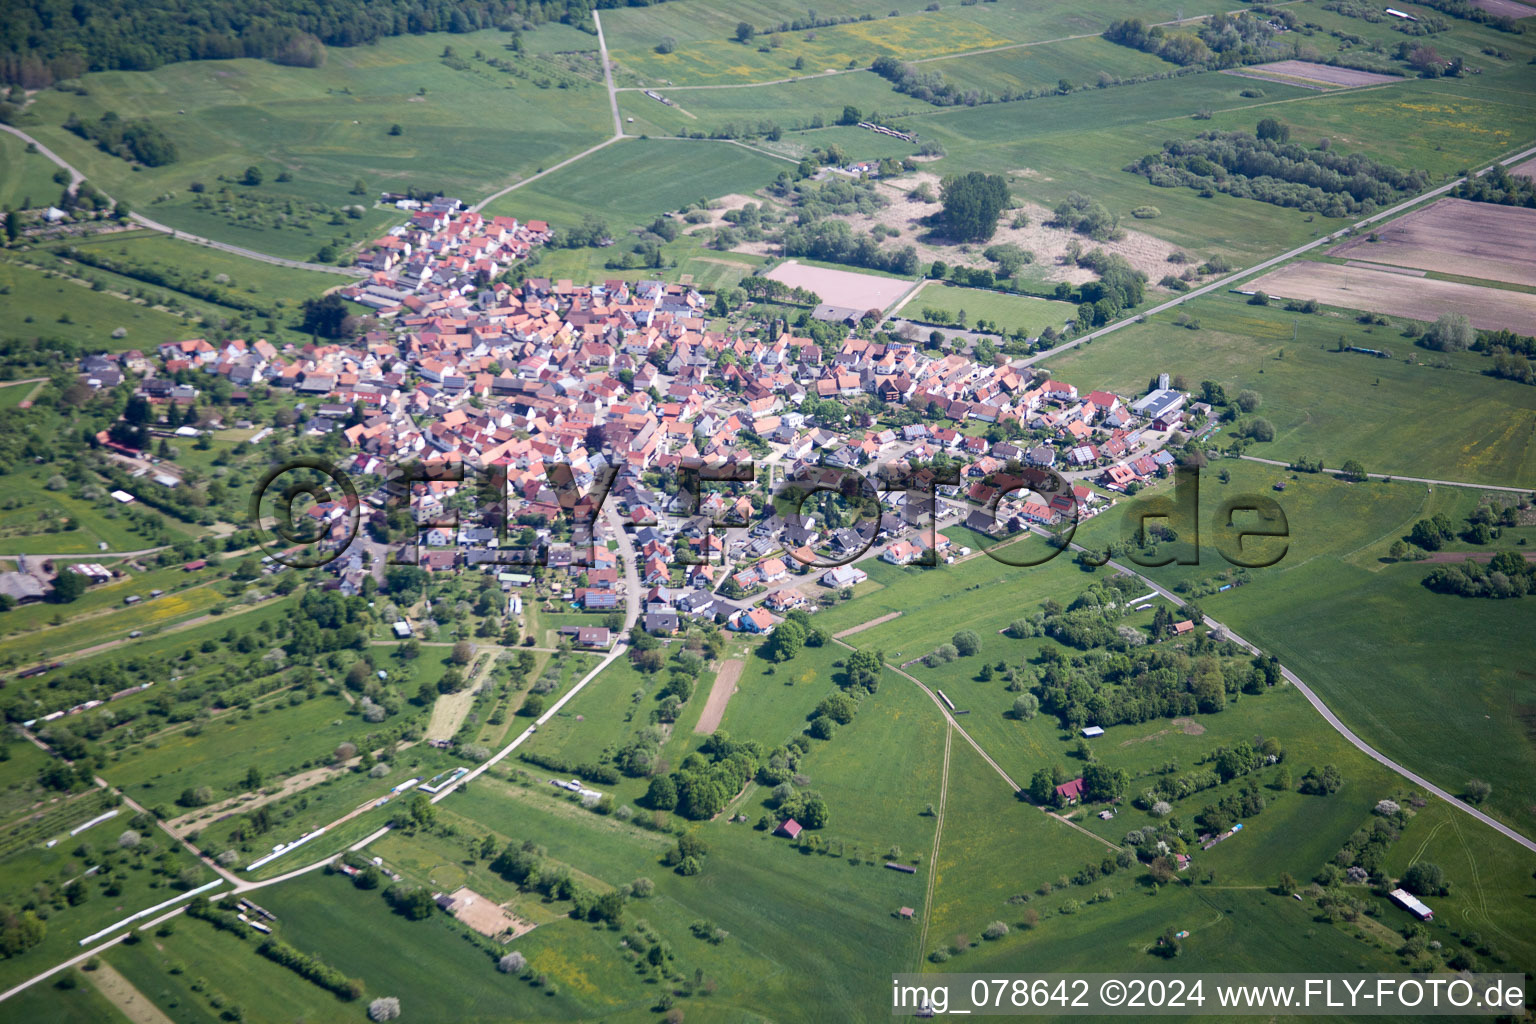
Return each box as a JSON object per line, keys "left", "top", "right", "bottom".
{"left": 1, "top": 0, "right": 675, "bottom": 87}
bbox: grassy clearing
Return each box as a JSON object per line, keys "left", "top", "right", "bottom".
{"left": 6, "top": 971, "right": 131, "bottom": 1024}
{"left": 0, "top": 131, "right": 69, "bottom": 211}
{"left": 103, "top": 691, "right": 363, "bottom": 809}
{"left": 49, "top": 229, "right": 337, "bottom": 305}
{"left": 924, "top": 34, "right": 1179, "bottom": 95}
{"left": 252, "top": 871, "right": 608, "bottom": 1020}
{"left": 923, "top": 738, "right": 1111, "bottom": 957}
{"left": 106, "top": 904, "right": 371, "bottom": 1024}
{"left": 18, "top": 27, "right": 614, "bottom": 259}
{"left": 615, "top": 70, "right": 923, "bottom": 138}
{"left": 1040, "top": 290, "right": 1536, "bottom": 487}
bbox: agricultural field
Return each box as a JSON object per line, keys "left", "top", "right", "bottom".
{"left": 764, "top": 259, "right": 916, "bottom": 310}
{"left": 1327, "top": 197, "right": 1536, "bottom": 287}
{"left": 1226, "top": 60, "right": 1404, "bottom": 90}
{"left": 1247, "top": 260, "right": 1536, "bottom": 334}
{"left": 0, "top": 804, "right": 212, "bottom": 993}
{"left": 602, "top": 0, "right": 1242, "bottom": 87}
{"left": 1072, "top": 458, "right": 1536, "bottom": 832}
{"left": 1041, "top": 290, "right": 1536, "bottom": 487}
{"left": 484, "top": 136, "right": 794, "bottom": 231}
{"left": 2, "top": 3, "right": 1535, "bottom": 1022}
{"left": 0, "top": 259, "right": 208, "bottom": 353}
{"left": 14, "top": 26, "right": 614, "bottom": 259}
{"left": 0, "top": 130, "right": 69, "bottom": 211}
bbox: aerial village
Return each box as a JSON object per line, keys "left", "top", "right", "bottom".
{"left": 86, "top": 200, "right": 1211, "bottom": 644}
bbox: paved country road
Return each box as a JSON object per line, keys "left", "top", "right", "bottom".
{"left": 1, "top": 122, "right": 364, "bottom": 277}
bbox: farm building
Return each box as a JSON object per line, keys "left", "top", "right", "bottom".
{"left": 1055, "top": 778, "right": 1085, "bottom": 805}
{"left": 812, "top": 304, "right": 866, "bottom": 326}
{"left": 0, "top": 572, "right": 46, "bottom": 605}
{"left": 67, "top": 563, "right": 112, "bottom": 584}
{"left": 776, "top": 818, "right": 803, "bottom": 839}
{"left": 1389, "top": 888, "right": 1433, "bottom": 921}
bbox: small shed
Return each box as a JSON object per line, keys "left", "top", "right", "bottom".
{"left": 1080, "top": 726, "right": 1105, "bottom": 738}
{"left": 1389, "top": 888, "right": 1433, "bottom": 921}
{"left": 775, "top": 818, "right": 803, "bottom": 840}
{"left": 392, "top": 620, "right": 413, "bottom": 638}
{"left": 898, "top": 907, "right": 914, "bottom": 919}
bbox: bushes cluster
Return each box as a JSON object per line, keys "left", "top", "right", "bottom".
{"left": 1423, "top": 552, "right": 1536, "bottom": 598}
{"left": 1126, "top": 128, "right": 1432, "bottom": 217}
{"left": 63, "top": 111, "right": 177, "bottom": 165}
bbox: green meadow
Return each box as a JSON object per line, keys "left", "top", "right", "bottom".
{"left": 603, "top": 0, "right": 1242, "bottom": 87}
{"left": 47, "top": 229, "right": 338, "bottom": 310}
{"left": 0, "top": 259, "right": 208, "bottom": 353}
{"left": 11, "top": 974, "right": 129, "bottom": 1024}
{"left": 615, "top": 70, "right": 926, "bottom": 138}
{"left": 0, "top": 810, "right": 212, "bottom": 993}
{"left": 0, "top": 130, "right": 68, "bottom": 211}
{"left": 484, "top": 136, "right": 794, "bottom": 230}
{"left": 906, "top": 280, "right": 1081, "bottom": 336}
{"left": 103, "top": 691, "right": 365, "bottom": 809}
{"left": 107, "top": 919, "right": 348, "bottom": 1024}
{"left": 1041, "top": 291, "right": 1536, "bottom": 487}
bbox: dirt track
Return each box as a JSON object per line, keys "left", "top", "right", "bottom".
{"left": 85, "top": 962, "right": 174, "bottom": 1024}
{"left": 694, "top": 658, "right": 743, "bottom": 734}
{"left": 833, "top": 611, "right": 902, "bottom": 639}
